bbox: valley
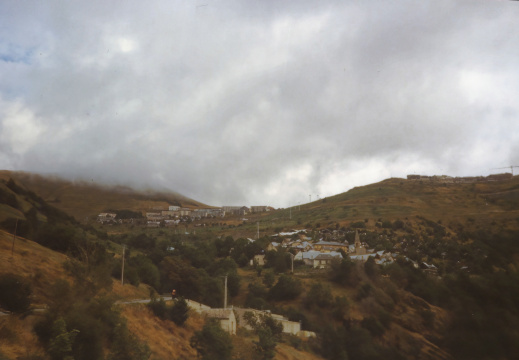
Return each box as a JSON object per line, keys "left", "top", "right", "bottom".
{"left": 1, "top": 171, "right": 519, "bottom": 360}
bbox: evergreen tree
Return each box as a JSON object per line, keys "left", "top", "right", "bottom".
{"left": 169, "top": 297, "right": 189, "bottom": 326}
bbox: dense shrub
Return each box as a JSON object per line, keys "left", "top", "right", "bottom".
{"left": 130, "top": 255, "right": 160, "bottom": 289}
{"left": 128, "top": 233, "right": 156, "bottom": 250}
{"left": 147, "top": 298, "right": 168, "bottom": 319}
{"left": 245, "top": 282, "right": 269, "bottom": 310}
{"left": 269, "top": 275, "right": 302, "bottom": 301}
{"left": 169, "top": 297, "right": 189, "bottom": 326}
{"left": 350, "top": 221, "right": 366, "bottom": 228}
{"left": 36, "top": 295, "right": 149, "bottom": 360}
{"left": 304, "top": 283, "right": 333, "bottom": 309}
{"left": 330, "top": 258, "right": 359, "bottom": 287}
{"left": 0, "top": 273, "right": 32, "bottom": 313}
{"left": 392, "top": 220, "right": 404, "bottom": 230}
{"left": 190, "top": 319, "right": 233, "bottom": 360}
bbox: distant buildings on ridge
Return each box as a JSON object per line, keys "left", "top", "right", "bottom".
{"left": 406, "top": 173, "right": 512, "bottom": 183}
{"left": 97, "top": 204, "right": 275, "bottom": 226}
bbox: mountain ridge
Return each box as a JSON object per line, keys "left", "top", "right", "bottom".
{"left": 0, "top": 170, "right": 209, "bottom": 222}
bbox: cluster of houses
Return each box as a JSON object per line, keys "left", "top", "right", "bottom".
{"left": 97, "top": 205, "right": 274, "bottom": 227}
{"left": 407, "top": 173, "right": 513, "bottom": 183}
{"left": 251, "top": 229, "right": 395, "bottom": 269}
{"left": 97, "top": 213, "right": 118, "bottom": 224}
{"left": 222, "top": 205, "right": 274, "bottom": 215}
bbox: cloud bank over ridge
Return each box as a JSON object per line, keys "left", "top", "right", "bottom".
{"left": 1, "top": 0, "right": 518, "bottom": 207}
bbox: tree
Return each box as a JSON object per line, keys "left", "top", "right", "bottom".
{"left": 255, "top": 327, "right": 277, "bottom": 360}
{"left": 130, "top": 255, "right": 160, "bottom": 290}
{"left": 0, "top": 273, "right": 32, "bottom": 313}
{"left": 245, "top": 282, "right": 269, "bottom": 310}
{"left": 243, "top": 312, "right": 282, "bottom": 360}
{"left": 160, "top": 256, "right": 202, "bottom": 299}
{"left": 190, "top": 319, "right": 233, "bottom": 360}
{"left": 263, "top": 271, "right": 275, "bottom": 288}
{"left": 48, "top": 317, "right": 79, "bottom": 360}
{"left": 265, "top": 251, "right": 290, "bottom": 273}
{"left": 215, "top": 236, "right": 234, "bottom": 257}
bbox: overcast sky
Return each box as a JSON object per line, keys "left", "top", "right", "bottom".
{"left": 1, "top": 1, "right": 518, "bottom": 208}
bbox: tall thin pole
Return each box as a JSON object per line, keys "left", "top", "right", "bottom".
{"left": 256, "top": 222, "right": 259, "bottom": 240}
{"left": 224, "top": 275, "right": 228, "bottom": 309}
{"left": 121, "top": 245, "right": 125, "bottom": 285}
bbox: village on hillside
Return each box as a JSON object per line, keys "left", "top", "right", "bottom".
{"left": 97, "top": 205, "right": 274, "bottom": 227}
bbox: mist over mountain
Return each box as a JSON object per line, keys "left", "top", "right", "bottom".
{"left": 1, "top": 1, "right": 518, "bottom": 208}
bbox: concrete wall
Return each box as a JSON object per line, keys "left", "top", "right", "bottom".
{"left": 186, "top": 299, "right": 211, "bottom": 313}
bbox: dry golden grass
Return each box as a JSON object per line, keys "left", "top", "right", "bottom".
{"left": 231, "top": 332, "right": 324, "bottom": 360}
{"left": 121, "top": 304, "right": 203, "bottom": 360}
{"left": 275, "top": 343, "right": 324, "bottom": 360}
{"left": 0, "top": 315, "right": 46, "bottom": 359}
{"left": 111, "top": 280, "right": 153, "bottom": 301}
{"left": 0, "top": 229, "right": 69, "bottom": 304}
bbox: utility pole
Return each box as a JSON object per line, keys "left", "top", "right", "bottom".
{"left": 257, "top": 222, "right": 259, "bottom": 240}
{"left": 289, "top": 253, "right": 294, "bottom": 274}
{"left": 121, "top": 245, "right": 126, "bottom": 285}
{"left": 224, "top": 275, "right": 228, "bottom": 309}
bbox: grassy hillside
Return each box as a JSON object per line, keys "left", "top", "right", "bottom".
{"left": 0, "top": 170, "right": 209, "bottom": 222}
{"left": 0, "top": 230, "right": 324, "bottom": 360}
{"left": 219, "top": 176, "right": 519, "bottom": 239}
{"left": 2, "top": 171, "right": 519, "bottom": 360}
{"left": 0, "top": 230, "right": 150, "bottom": 359}
{"left": 0, "top": 229, "right": 211, "bottom": 360}
{"left": 310, "top": 176, "right": 519, "bottom": 225}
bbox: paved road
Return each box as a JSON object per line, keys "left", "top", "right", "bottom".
{"left": 0, "top": 295, "right": 173, "bottom": 317}
{"left": 116, "top": 295, "right": 172, "bottom": 305}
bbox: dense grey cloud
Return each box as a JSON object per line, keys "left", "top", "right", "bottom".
{"left": 1, "top": 0, "right": 518, "bottom": 208}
